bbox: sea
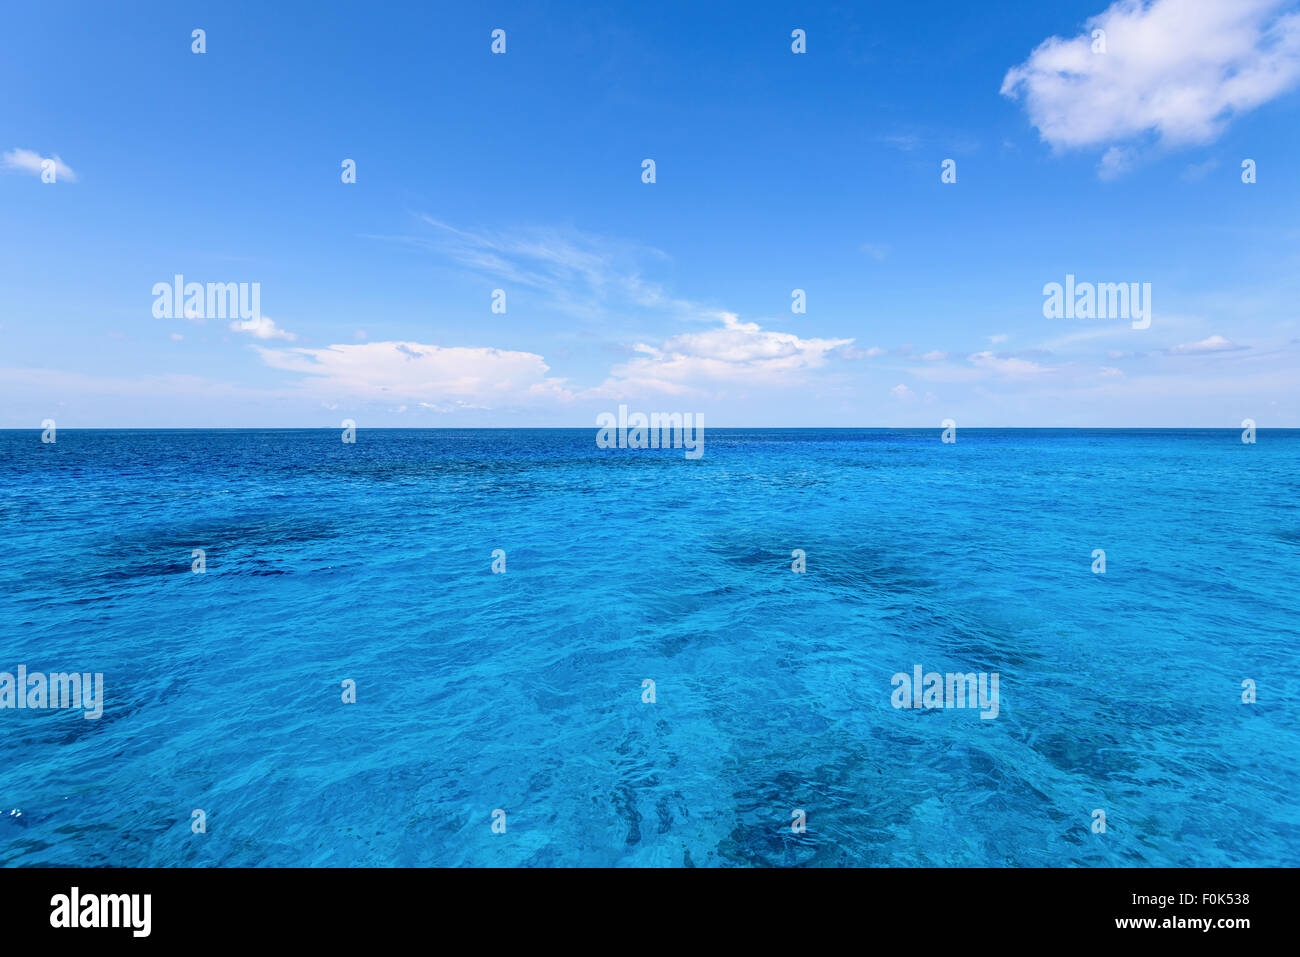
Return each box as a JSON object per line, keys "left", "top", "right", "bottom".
{"left": 1, "top": 428, "right": 1296, "bottom": 866}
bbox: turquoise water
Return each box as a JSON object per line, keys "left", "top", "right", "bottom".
{"left": 1, "top": 428, "right": 1297, "bottom": 866}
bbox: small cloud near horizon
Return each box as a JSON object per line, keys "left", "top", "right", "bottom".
{"left": 1166, "top": 334, "right": 1246, "bottom": 355}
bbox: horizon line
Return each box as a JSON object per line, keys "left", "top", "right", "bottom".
{"left": 5, "top": 425, "right": 1292, "bottom": 432}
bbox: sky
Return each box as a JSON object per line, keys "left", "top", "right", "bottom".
{"left": 2, "top": 0, "right": 1299, "bottom": 427}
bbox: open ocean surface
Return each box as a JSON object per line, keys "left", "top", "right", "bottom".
{"left": 1, "top": 428, "right": 1297, "bottom": 867}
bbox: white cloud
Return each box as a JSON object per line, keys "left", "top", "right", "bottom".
{"left": 843, "top": 345, "right": 886, "bottom": 359}
{"left": 2, "top": 148, "right": 76, "bottom": 182}
{"left": 1166, "top": 334, "right": 1245, "bottom": 354}
{"left": 890, "top": 384, "right": 916, "bottom": 401}
{"left": 1098, "top": 145, "right": 1136, "bottom": 180}
{"left": 393, "top": 216, "right": 715, "bottom": 327}
{"left": 592, "top": 313, "right": 853, "bottom": 397}
{"left": 1001, "top": 0, "right": 1300, "bottom": 164}
{"left": 255, "top": 340, "right": 572, "bottom": 407}
{"left": 968, "top": 350, "right": 1053, "bottom": 376}
{"left": 230, "top": 316, "right": 297, "bottom": 341}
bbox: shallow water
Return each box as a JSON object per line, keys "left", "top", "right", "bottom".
{"left": 1, "top": 428, "right": 1296, "bottom": 866}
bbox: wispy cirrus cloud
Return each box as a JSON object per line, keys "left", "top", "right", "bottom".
{"left": 374, "top": 215, "right": 718, "bottom": 326}
{"left": 1166, "top": 334, "right": 1246, "bottom": 355}
{"left": 843, "top": 345, "right": 886, "bottom": 359}
{"left": 2, "top": 147, "right": 76, "bottom": 182}
{"left": 968, "top": 350, "right": 1054, "bottom": 377}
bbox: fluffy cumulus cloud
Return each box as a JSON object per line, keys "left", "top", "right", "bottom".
{"left": 254, "top": 340, "right": 571, "bottom": 407}
{"left": 593, "top": 313, "right": 854, "bottom": 397}
{"left": 2, "top": 148, "right": 76, "bottom": 181}
{"left": 1001, "top": 0, "right": 1300, "bottom": 163}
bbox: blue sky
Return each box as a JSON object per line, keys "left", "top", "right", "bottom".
{"left": 3, "top": 0, "right": 1298, "bottom": 427}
